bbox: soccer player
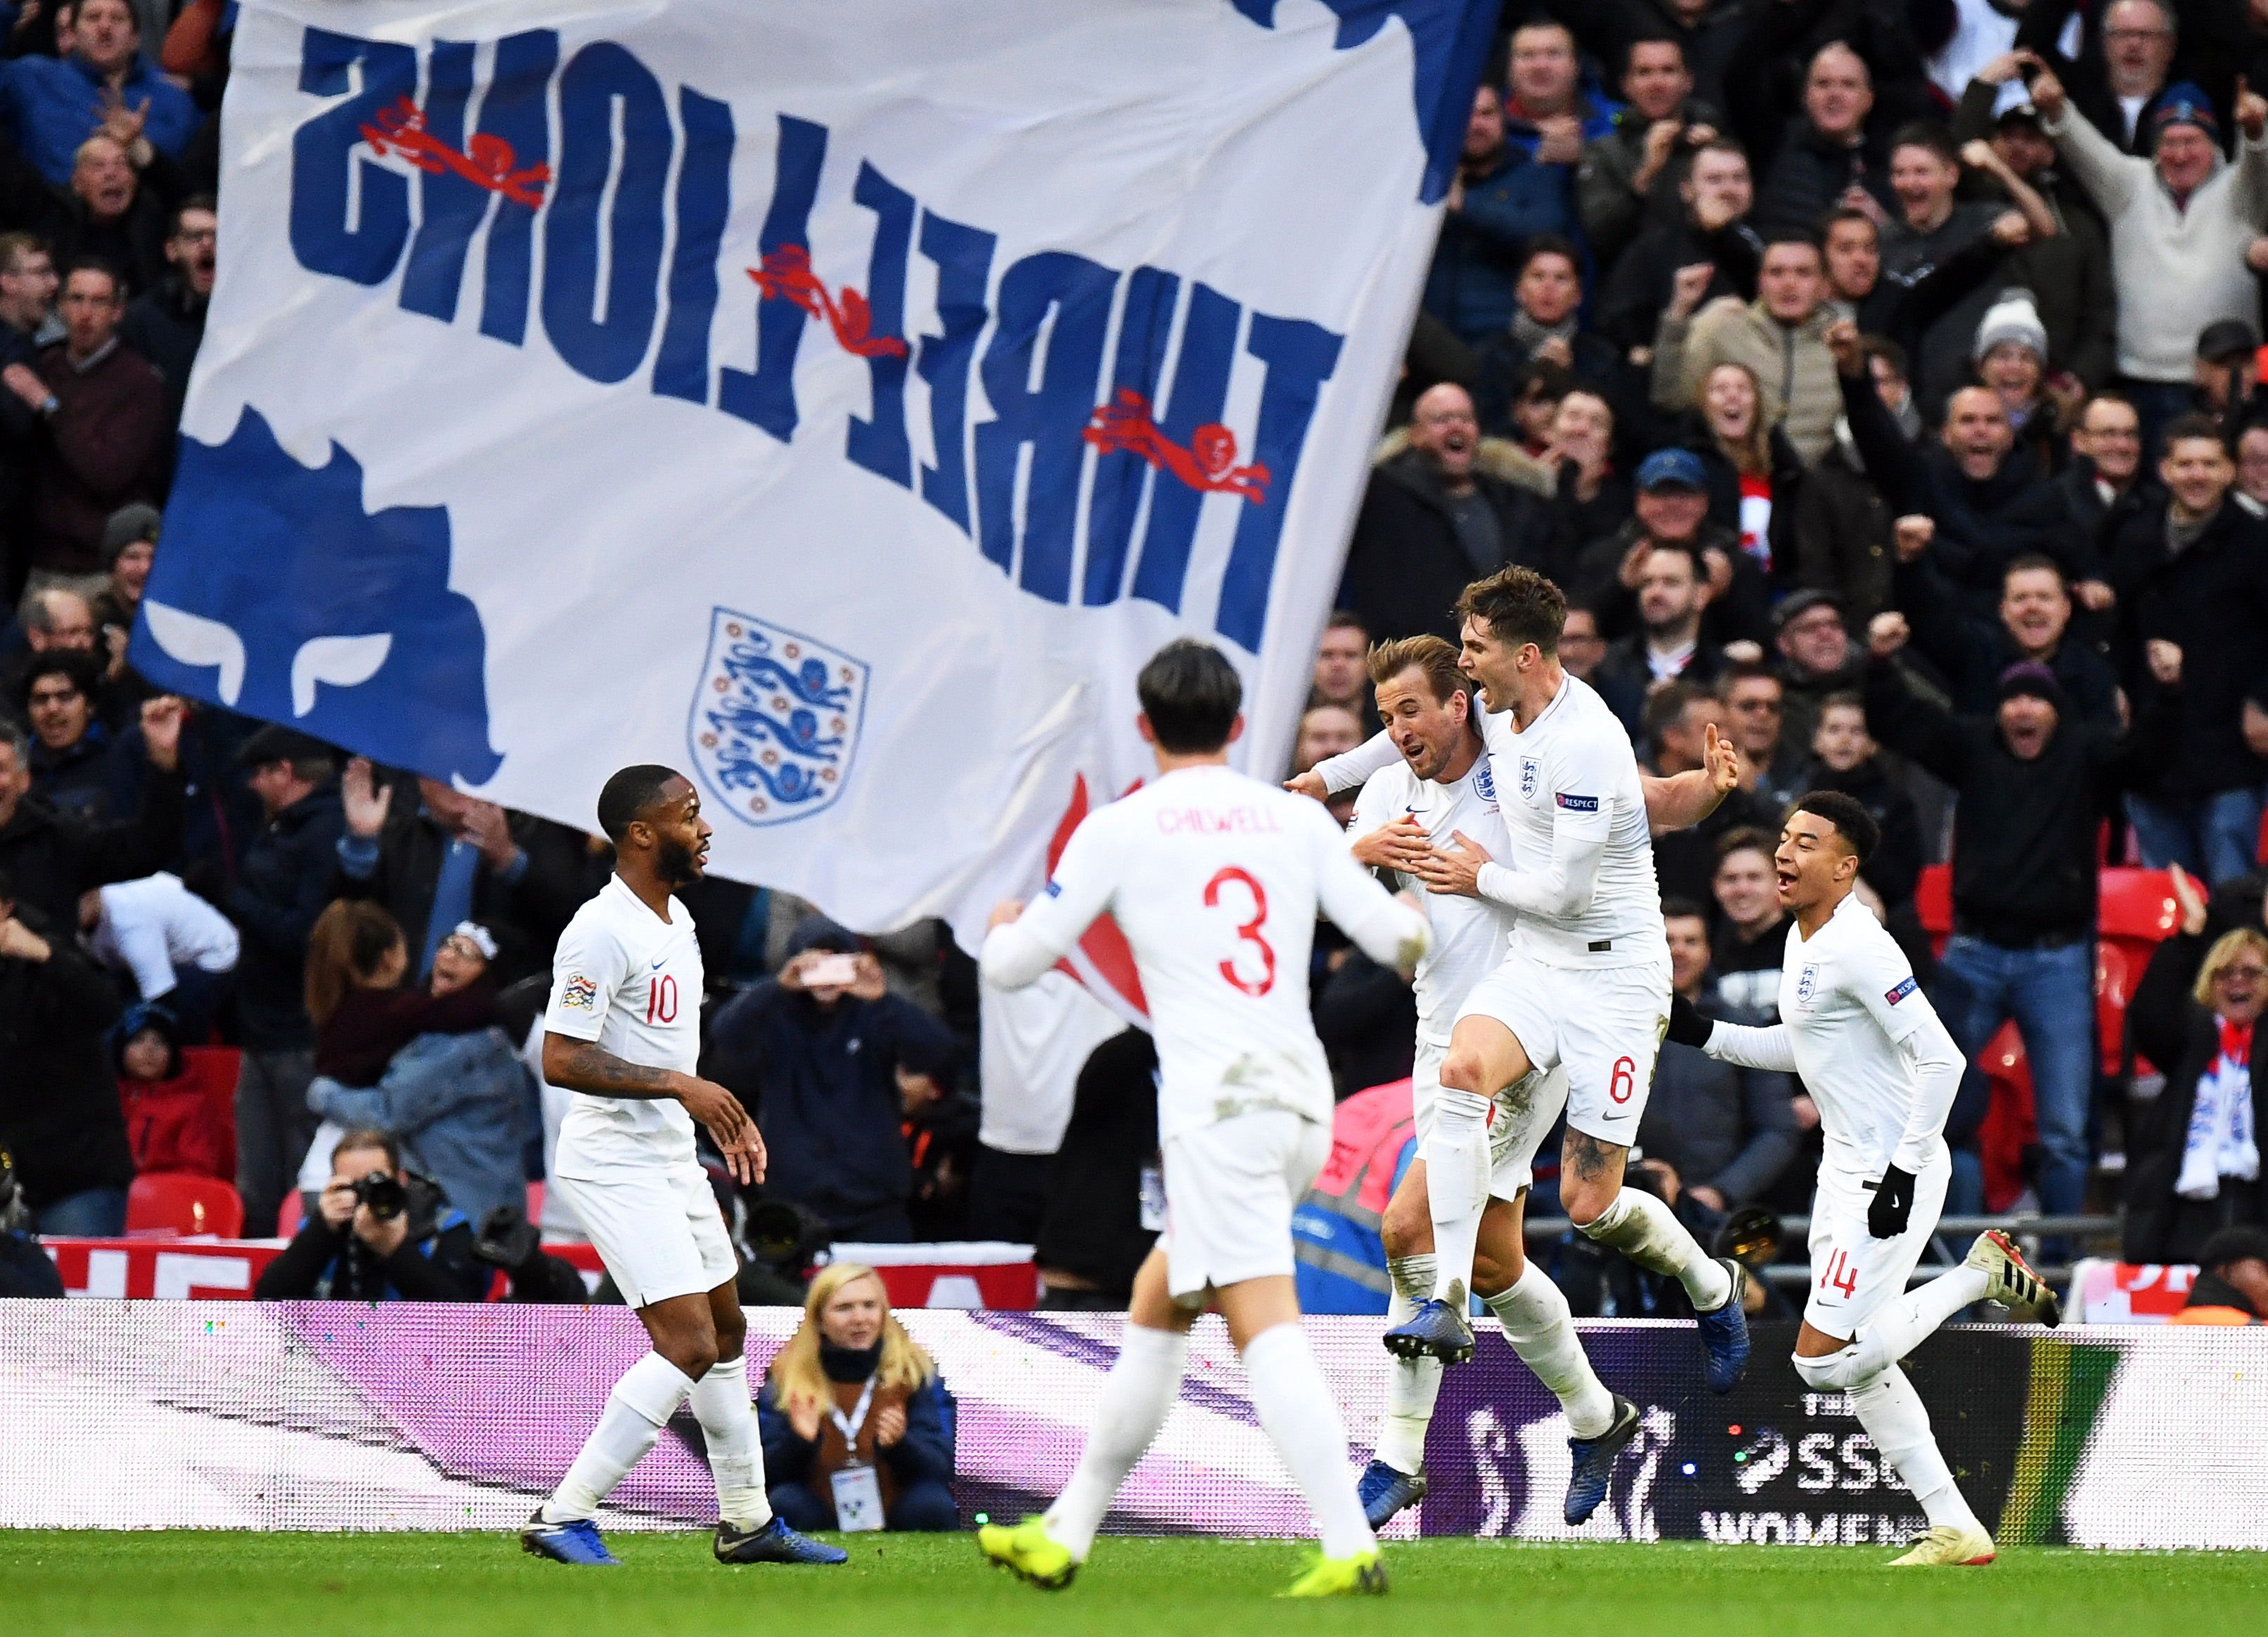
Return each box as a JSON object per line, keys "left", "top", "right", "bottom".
{"left": 520, "top": 766, "right": 845, "bottom": 1569}
{"left": 1337, "top": 633, "right": 1741, "bottom": 1529}
{"left": 977, "top": 640, "right": 1430, "bottom": 1598}
{"left": 1303, "top": 567, "right": 1753, "bottom": 1394}
{"left": 1665, "top": 792, "right": 2061, "bottom": 1567}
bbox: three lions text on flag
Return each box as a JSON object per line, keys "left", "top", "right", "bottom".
{"left": 136, "top": 0, "right": 1499, "bottom": 949}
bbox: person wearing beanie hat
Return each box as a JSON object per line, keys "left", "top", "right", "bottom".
{"left": 1862, "top": 608, "right": 2179, "bottom": 1231}
{"left": 2030, "top": 53, "right": 2268, "bottom": 441}
{"left": 1972, "top": 288, "right": 2060, "bottom": 450}
{"left": 89, "top": 502, "right": 160, "bottom": 653}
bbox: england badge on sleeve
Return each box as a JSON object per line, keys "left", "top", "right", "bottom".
{"left": 690, "top": 608, "right": 870, "bottom": 828}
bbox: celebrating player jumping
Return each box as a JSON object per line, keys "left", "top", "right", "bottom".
{"left": 521, "top": 766, "right": 845, "bottom": 1569}
{"left": 1665, "top": 792, "right": 2061, "bottom": 1567}
{"left": 976, "top": 640, "right": 1431, "bottom": 1598}
{"left": 1303, "top": 567, "right": 1754, "bottom": 1395}
{"left": 1317, "top": 633, "right": 1738, "bottom": 1529}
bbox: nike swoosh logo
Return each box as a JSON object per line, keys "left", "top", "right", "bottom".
{"left": 650, "top": 958, "right": 666, "bottom": 971}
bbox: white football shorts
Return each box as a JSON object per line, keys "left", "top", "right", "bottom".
{"left": 1410, "top": 1034, "right": 1567, "bottom": 1200}
{"left": 1803, "top": 1150, "right": 1952, "bottom": 1338}
{"left": 549, "top": 1162, "right": 737, "bottom": 1309}
{"left": 1452, "top": 944, "right": 1670, "bottom": 1148}
{"left": 1159, "top": 1108, "right": 1332, "bottom": 1301}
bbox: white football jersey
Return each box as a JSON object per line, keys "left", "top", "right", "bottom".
{"left": 1348, "top": 752, "right": 1514, "bottom": 1044}
{"left": 1477, "top": 672, "right": 1666, "bottom": 968}
{"left": 545, "top": 873, "right": 704, "bottom": 1179}
{"left": 1775, "top": 893, "right": 1945, "bottom": 1174}
{"left": 984, "top": 764, "right": 1426, "bottom": 1143}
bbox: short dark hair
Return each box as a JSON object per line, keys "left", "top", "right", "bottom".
{"left": 1824, "top": 207, "right": 1878, "bottom": 240}
{"left": 60, "top": 255, "right": 122, "bottom": 299}
{"left": 1621, "top": 30, "right": 1685, "bottom": 76}
{"left": 1455, "top": 565, "right": 1566, "bottom": 655}
{"left": 1817, "top": 688, "right": 1864, "bottom": 718}
{"left": 1661, "top": 895, "right": 1710, "bottom": 924}
{"left": 1692, "top": 134, "right": 1748, "bottom": 167}
{"left": 1791, "top": 789, "right": 1881, "bottom": 864}
{"left": 1642, "top": 679, "right": 1708, "bottom": 751}
{"left": 1714, "top": 825, "right": 1774, "bottom": 868}
{"left": 2003, "top": 552, "right": 2067, "bottom": 588}
{"left": 19, "top": 650, "right": 98, "bottom": 712}
{"left": 596, "top": 764, "right": 686, "bottom": 843}
{"left": 1323, "top": 608, "right": 1368, "bottom": 637}
{"left": 1518, "top": 233, "right": 1581, "bottom": 276}
{"left": 2197, "top": 1226, "right": 2268, "bottom": 1274}
{"left": 2161, "top": 412, "right": 2229, "bottom": 454}
{"left": 1761, "top": 226, "right": 1822, "bottom": 258}
{"left": 170, "top": 193, "right": 217, "bottom": 236}
{"left": 1718, "top": 658, "right": 1781, "bottom": 695}
{"left": 1889, "top": 120, "right": 1959, "bottom": 166}
{"left": 1137, "top": 638, "right": 1243, "bottom": 753}
{"left": 333, "top": 1127, "right": 402, "bottom": 1173}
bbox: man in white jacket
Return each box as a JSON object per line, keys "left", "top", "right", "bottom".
{"left": 2026, "top": 52, "right": 2268, "bottom": 441}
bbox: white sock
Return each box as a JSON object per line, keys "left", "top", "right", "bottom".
{"left": 1483, "top": 1264, "right": 1616, "bottom": 1438}
{"left": 1242, "top": 1322, "right": 1374, "bottom": 1558}
{"left": 688, "top": 1355, "right": 773, "bottom": 1530}
{"left": 1851, "top": 1363, "right": 1981, "bottom": 1533}
{"left": 1377, "top": 1254, "right": 1441, "bottom": 1473}
{"left": 543, "top": 1353, "right": 696, "bottom": 1522}
{"left": 1849, "top": 1265, "right": 1990, "bottom": 1378}
{"left": 1424, "top": 1089, "right": 1490, "bottom": 1307}
{"left": 1580, "top": 1187, "right": 1731, "bottom": 1310}
{"left": 1044, "top": 1324, "right": 1187, "bottom": 1559}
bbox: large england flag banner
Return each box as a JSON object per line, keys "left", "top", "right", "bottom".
{"left": 136, "top": 0, "right": 1495, "bottom": 962}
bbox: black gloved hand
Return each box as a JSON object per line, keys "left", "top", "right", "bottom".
{"left": 1665, "top": 993, "right": 1715, "bottom": 1049}
{"left": 1867, "top": 1164, "right": 1916, "bottom": 1239}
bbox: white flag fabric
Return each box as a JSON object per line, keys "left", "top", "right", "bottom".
{"left": 138, "top": 0, "right": 1494, "bottom": 973}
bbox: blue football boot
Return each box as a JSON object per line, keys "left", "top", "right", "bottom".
{"left": 1356, "top": 1458, "right": 1429, "bottom": 1528}
{"left": 1694, "top": 1257, "right": 1751, "bottom": 1393}
{"left": 1381, "top": 1296, "right": 1475, "bottom": 1364}
{"left": 715, "top": 1516, "right": 851, "bottom": 1565}
{"left": 520, "top": 1510, "right": 620, "bottom": 1565}
{"left": 1563, "top": 1394, "right": 1640, "bottom": 1525}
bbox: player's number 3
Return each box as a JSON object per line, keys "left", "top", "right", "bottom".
{"left": 1203, "top": 866, "right": 1277, "bottom": 997}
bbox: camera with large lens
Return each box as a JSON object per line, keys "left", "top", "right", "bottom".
{"left": 354, "top": 1170, "right": 408, "bottom": 1221}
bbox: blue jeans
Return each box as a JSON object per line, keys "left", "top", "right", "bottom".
{"left": 2125, "top": 788, "right": 2267, "bottom": 886}
{"left": 33, "top": 1187, "right": 129, "bottom": 1236}
{"left": 1935, "top": 936, "right": 2096, "bottom": 1219}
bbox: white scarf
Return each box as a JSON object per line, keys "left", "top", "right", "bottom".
{"left": 2177, "top": 1021, "right": 2259, "bottom": 1200}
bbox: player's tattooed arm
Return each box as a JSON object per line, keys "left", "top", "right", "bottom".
{"left": 543, "top": 1034, "right": 681, "bottom": 1098}
{"left": 542, "top": 1034, "right": 766, "bottom": 1184}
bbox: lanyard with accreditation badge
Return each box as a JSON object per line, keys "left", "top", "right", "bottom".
{"left": 827, "top": 1376, "right": 885, "bottom": 1532}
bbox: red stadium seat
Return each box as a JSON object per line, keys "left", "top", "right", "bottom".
{"left": 1976, "top": 1020, "right": 2035, "bottom": 1214}
{"left": 126, "top": 1173, "right": 244, "bottom": 1238}
{"left": 1916, "top": 864, "right": 1953, "bottom": 958}
{"left": 2096, "top": 868, "right": 2179, "bottom": 943}
{"left": 273, "top": 1192, "right": 303, "bottom": 1238}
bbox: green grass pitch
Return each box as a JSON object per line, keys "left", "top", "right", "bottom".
{"left": 6, "top": 1532, "right": 2267, "bottom": 1637}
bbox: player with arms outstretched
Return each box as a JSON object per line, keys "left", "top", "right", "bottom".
{"left": 520, "top": 766, "right": 846, "bottom": 1569}
{"left": 977, "top": 640, "right": 1430, "bottom": 1598}
{"left": 1665, "top": 792, "right": 2060, "bottom": 1567}
{"left": 1320, "top": 634, "right": 1739, "bottom": 1528}
{"left": 1305, "top": 568, "right": 1751, "bottom": 1387}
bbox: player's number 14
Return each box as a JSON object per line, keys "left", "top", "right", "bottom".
{"left": 1203, "top": 866, "right": 1277, "bottom": 997}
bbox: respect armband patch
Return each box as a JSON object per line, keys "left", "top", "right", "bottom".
{"left": 1554, "top": 792, "right": 1599, "bottom": 812}
{"left": 1884, "top": 975, "right": 1919, "bottom": 1006}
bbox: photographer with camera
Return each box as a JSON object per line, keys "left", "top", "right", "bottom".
{"left": 252, "top": 1127, "right": 487, "bottom": 1302}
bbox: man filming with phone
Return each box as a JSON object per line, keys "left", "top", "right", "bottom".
{"left": 707, "top": 917, "right": 960, "bottom": 1244}
{"left": 253, "top": 1126, "right": 489, "bottom": 1300}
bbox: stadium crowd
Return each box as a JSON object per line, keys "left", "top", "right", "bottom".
{"left": 0, "top": 3, "right": 2265, "bottom": 1319}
